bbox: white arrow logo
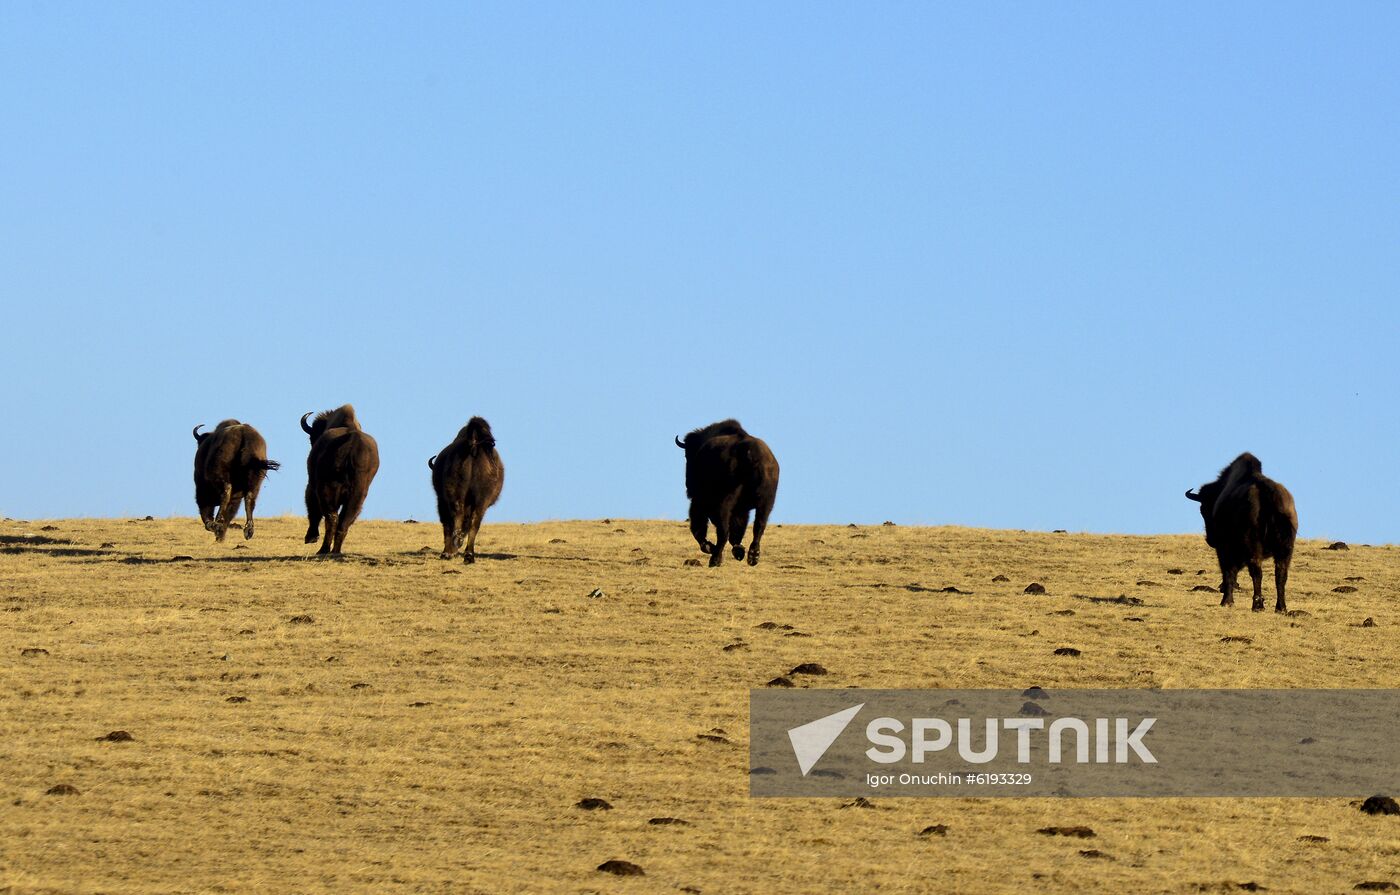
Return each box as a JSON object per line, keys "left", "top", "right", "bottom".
{"left": 787, "top": 704, "right": 865, "bottom": 776}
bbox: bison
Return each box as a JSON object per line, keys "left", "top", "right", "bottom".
{"left": 192, "top": 420, "right": 279, "bottom": 541}
{"left": 428, "top": 417, "right": 504, "bottom": 563}
{"left": 300, "top": 404, "right": 379, "bottom": 555}
{"left": 1186, "top": 452, "right": 1297, "bottom": 612}
{"left": 675, "top": 419, "right": 779, "bottom": 567}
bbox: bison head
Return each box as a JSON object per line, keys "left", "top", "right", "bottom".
{"left": 1185, "top": 481, "right": 1224, "bottom": 547}
{"left": 300, "top": 411, "right": 344, "bottom": 444}
{"left": 300, "top": 411, "right": 323, "bottom": 444}
{"left": 463, "top": 417, "right": 496, "bottom": 453}
{"left": 677, "top": 420, "right": 747, "bottom": 453}
{"left": 303, "top": 405, "right": 359, "bottom": 444}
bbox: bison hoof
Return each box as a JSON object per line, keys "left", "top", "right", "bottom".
{"left": 463, "top": 552, "right": 476, "bottom": 565}
{"left": 1275, "top": 604, "right": 1287, "bottom": 614}
{"left": 731, "top": 544, "right": 746, "bottom": 560}
{"left": 440, "top": 551, "right": 454, "bottom": 560}
{"left": 305, "top": 531, "right": 319, "bottom": 544}
{"left": 243, "top": 524, "right": 254, "bottom": 540}
{"left": 699, "top": 541, "right": 713, "bottom": 554}
{"left": 1220, "top": 597, "right": 1234, "bottom": 607}
{"left": 708, "top": 552, "right": 723, "bottom": 568}
{"left": 747, "top": 550, "right": 759, "bottom": 566}
{"left": 1252, "top": 600, "right": 1265, "bottom": 612}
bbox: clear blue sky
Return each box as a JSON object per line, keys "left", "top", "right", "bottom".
{"left": 2, "top": 3, "right": 1396, "bottom": 541}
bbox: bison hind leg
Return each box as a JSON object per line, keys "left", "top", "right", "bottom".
{"left": 317, "top": 502, "right": 338, "bottom": 554}
{"left": 688, "top": 500, "right": 714, "bottom": 555}
{"left": 1217, "top": 556, "right": 1238, "bottom": 607}
{"left": 728, "top": 508, "right": 750, "bottom": 561}
{"left": 440, "top": 522, "right": 460, "bottom": 560}
{"left": 1274, "top": 553, "right": 1291, "bottom": 613}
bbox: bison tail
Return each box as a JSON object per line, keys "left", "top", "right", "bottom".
{"left": 254, "top": 459, "right": 281, "bottom": 473}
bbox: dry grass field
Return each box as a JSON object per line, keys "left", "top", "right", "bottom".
{"left": 2, "top": 516, "right": 1397, "bottom": 894}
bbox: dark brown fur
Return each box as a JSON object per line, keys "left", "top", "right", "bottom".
{"left": 1186, "top": 452, "right": 1298, "bottom": 612}
{"left": 300, "top": 404, "right": 379, "bottom": 555}
{"left": 429, "top": 417, "right": 504, "bottom": 563}
{"left": 675, "top": 419, "right": 779, "bottom": 567}
{"left": 192, "top": 420, "right": 279, "bottom": 542}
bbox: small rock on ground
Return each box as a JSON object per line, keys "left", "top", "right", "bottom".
{"left": 597, "top": 860, "right": 644, "bottom": 876}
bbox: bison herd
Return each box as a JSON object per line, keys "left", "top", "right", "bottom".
{"left": 192, "top": 409, "right": 1299, "bottom": 611}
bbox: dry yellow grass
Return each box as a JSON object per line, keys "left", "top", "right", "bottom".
{"left": 2, "top": 516, "right": 1397, "bottom": 894}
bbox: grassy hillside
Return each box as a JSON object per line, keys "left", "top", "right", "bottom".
{"left": 2, "top": 517, "right": 1397, "bottom": 893}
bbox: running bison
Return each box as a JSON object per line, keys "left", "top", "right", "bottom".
{"left": 428, "top": 417, "right": 504, "bottom": 563}
{"left": 191, "top": 420, "right": 279, "bottom": 541}
{"left": 300, "top": 404, "right": 379, "bottom": 555}
{"left": 675, "top": 419, "right": 779, "bottom": 567}
{"left": 1186, "top": 452, "right": 1297, "bottom": 612}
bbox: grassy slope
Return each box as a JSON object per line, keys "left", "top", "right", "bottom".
{"left": 2, "top": 517, "right": 1397, "bottom": 894}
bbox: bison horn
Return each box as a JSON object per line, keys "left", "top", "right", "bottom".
{"left": 427, "top": 455, "right": 436, "bottom": 470}
{"left": 192, "top": 424, "right": 205, "bottom": 441}
{"left": 1185, "top": 489, "right": 1201, "bottom": 502}
{"left": 300, "top": 412, "right": 314, "bottom": 434}
{"left": 674, "top": 436, "right": 686, "bottom": 449}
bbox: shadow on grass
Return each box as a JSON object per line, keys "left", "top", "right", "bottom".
{"left": 14, "top": 545, "right": 618, "bottom": 567}
{"left": 2, "top": 546, "right": 112, "bottom": 557}
{"left": 0, "top": 535, "right": 77, "bottom": 547}
{"left": 396, "top": 549, "right": 520, "bottom": 561}
{"left": 1071, "top": 594, "right": 1148, "bottom": 606}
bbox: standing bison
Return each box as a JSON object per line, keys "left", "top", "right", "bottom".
{"left": 675, "top": 419, "right": 779, "bottom": 567}
{"left": 191, "top": 420, "right": 279, "bottom": 541}
{"left": 428, "top": 417, "right": 504, "bottom": 563}
{"left": 300, "top": 404, "right": 379, "bottom": 555}
{"left": 1186, "top": 452, "right": 1297, "bottom": 612}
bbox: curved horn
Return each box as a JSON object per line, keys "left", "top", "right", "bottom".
{"left": 192, "top": 424, "right": 205, "bottom": 441}
{"left": 675, "top": 435, "right": 686, "bottom": 449}
{"left": 1185, "top": 489, "right": 1202, "bottom": 502}
{"left": 300, "top": 412, "right": 315, "bottom": 434}
{"left": 427, "top": 455, "right": 436, "bottom": 470}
